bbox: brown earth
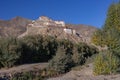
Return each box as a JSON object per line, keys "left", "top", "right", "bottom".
{"left": 0, "top": 63, "right": 119, "bottom": 80}
{"left": 0, "top": 16, "right": 97, "bottom": 44}
{"left": 0, "top": 16, "right": 32, "bottom": 37}
{"left": 0, "top": 63, "right": 48, "bottom": 76}
{"left": 48, "top": 63, "right": 120, "bottom": 80}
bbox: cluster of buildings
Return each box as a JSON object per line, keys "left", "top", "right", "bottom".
{"left": 28, "top": 16, "right": 77, "bottom": 35}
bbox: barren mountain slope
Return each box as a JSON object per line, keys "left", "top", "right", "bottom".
{"left": 0, "top": 16, "right": 97, "bottom": 43}
{"left": 19, "top": 16, "right": 97, "bottom": 43}
{"left": 0, "top": 16, "right": 32, "bottom": 37}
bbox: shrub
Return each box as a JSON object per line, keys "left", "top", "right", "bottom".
{"left": 72, "top": 43, "right": 98, "bottom": 65}
{"left": 93, "top": 51, "right": 120, "bottom": 75}
{"left": 0, "top": 37, "right": 22, "bottom": 68}
{"left": 72, "top": 47, "right": 85, "bottom": 65}
{"left": 42, "top": 36, "right": 58, "bottom": 60}
{"left": 20, "top": 35, "right": 44, "bottom": 63}
{"left": 10, "top": 72, "right": 43, "bottom": 80}
{"left": 91, "top": 2, "right": 120, "bottom": 56}
{"left": 85, "top": 54, "right": 97, "bottom": 65}
{"left": 20, "top": 35, "right": 58, "bottom": 63}
{"left": 7, "top": 69, "right": 59, "bottom": 80}
{"left": 77, "top": 43, "right": 98, "bottom": 57}
{"left": 48, "top": 46, "right": 74, "bottom": 73}
{"left": 58, "top": 39, "right": 74, "bottom": 54}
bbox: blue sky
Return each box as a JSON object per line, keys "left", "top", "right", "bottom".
{"left": 0, "top": 0, "right": 118, "bottom": 28}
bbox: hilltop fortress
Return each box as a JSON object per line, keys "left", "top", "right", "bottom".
{"left": 19, "top": 16, "right": 95, "bottom": 43}
{"left": 29, "top": 16, "right": 65, "bottom": 27}
{"left": 20, "top": 16, "right": 77, "bottom": 35}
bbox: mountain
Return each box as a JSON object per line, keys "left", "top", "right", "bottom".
{"left": 0, "top": 16, "right": 97, "bottom": 43}
{"left": 19, "top": 16, "right": 97, "bottom": 43}
{"left": 0, "top": 16, "right": 32, "bottom": 37}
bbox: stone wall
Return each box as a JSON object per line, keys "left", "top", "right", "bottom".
{"left": 26, "top": 26, "right": 48, "bottom": 35}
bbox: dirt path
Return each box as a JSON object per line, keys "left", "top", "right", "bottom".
{"left": 48, "top": 63, "right": 120, "bottom": 80}
{"left": 0, "top": 63, "right": 48, "bottom": 75}
{"left": 0, "top": 63, "right": 120, "bottom": 80}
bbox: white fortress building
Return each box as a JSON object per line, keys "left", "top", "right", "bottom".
{"left": 28, "top": 16, "right": 65, "bottom": 27}
{"left": 27, "top": 16, "right": 76, "bottom": 35}
{"left": 64, "top": 28, "right": 76, "bottom": 34}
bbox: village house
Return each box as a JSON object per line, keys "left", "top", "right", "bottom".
{"left": 63, "top": 27, "right": 76, "bottom": 35}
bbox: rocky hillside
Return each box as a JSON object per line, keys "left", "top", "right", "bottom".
{"left": 19, "top": 16, "right": 97, "bottom": 43}
{"left": 0, "top": 16, "right": 32, "bottom": 37}
{"left": 0, "top": 16, "right": 97, "bottom": 43}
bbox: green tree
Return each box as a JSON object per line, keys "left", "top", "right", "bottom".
{"left": 72, "top": 47, "right": 85, "bottom": 65}
{"left": 58, "top": 39, "right": 74, "bottom": 54}
{"left": 104, "top": 3, "right": 120, "bottom": 31}
{"left": 0, "top": 37, "right": 22, "bottom": 68}
{"left": 20, "top": 35, "right": 44, "bottom": 63}
{"left": 92, "top": 2, "right": 120, "bottom": 53}
{"left": 72, "top": 43, "right": 98, "bottom": 65}
{"left": 91, "top": 29, "right": 105, "bottom": 46}
{"left": 20, "top": 35, "right": 58, "bottom": 63}
{"left": 92, "top": 2, "right": 120, "bottom": 75}
{"left": 48, "top": 46, "right": 74, "bottom": 73}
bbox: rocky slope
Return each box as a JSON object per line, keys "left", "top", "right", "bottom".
{"left": 19, "top": 16, "right": 97, "bottom": 43}
{"left": 0, "top": 16, "right": 97, "bottom": 43}
{"left": 0, "top": 16, "right": 32, "bottom": 37}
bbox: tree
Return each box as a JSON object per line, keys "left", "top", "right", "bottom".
{"left": 92, "top": 2, "right": 120, "bottom": 75}
{"left": 91, "top": 29, "right": 105, "bottom": 46}
{"left": 92, "top": 2, "right": 120, "bottom": 53}
{"left": 20, "top": 35, "right": 58, "bottom": 63}
{"left": 0, "top": 37, "right": 22, "bottom": 68}
{"left": 103, "top": 3, "right": 120, "bottom": 55}
{"left": 58, "top": 39, "right": 74, "bottom": 54}
{"left": 104, "top": 3, "right": 120, "bottom": 31}
{"left": 48, "top": 46, "right": 74, "bottom": 73}
{"left": 20, "top": 35, "right": 44, "bottom": 63}
{"left": 72, "top": 47, "right": 85, "bottom": 65}
{"left": 72, "top": 43, "right": 98, "bottom": 65}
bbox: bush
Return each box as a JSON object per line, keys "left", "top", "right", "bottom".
{"left": 72, "top": 43, "right": 98, "bottom": 65}
{"left": 58, "top": 39, "right": 74, "bottom": 54}
{"left": 77, "top": 43, "right": 98, "bottom": 57}
{"left": 3, "top": 69, "right": 59, "bottom": 80}
{"left": 48, "top": 46, "right": 74, "bottom": 73}
{"left": 10, "top": 71, "right": 43, "bottom": 80}
{"left": 20, "top": 35, "right": 58, "bottom": 63}
{"left": 93, "top": 51, "right": 120, "bottom": 75}
{"left": 20, "top": 35, "right": 44, "bottom": 63}
{"left": 0, "top": 37, "right": 22, "bottom": 68}
{"left": 72, "top": 47, "right": 85, "bottom": 65}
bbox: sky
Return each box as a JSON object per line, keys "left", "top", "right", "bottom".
{"left": 0, "top": 0, "right": 118, "bottom": 28}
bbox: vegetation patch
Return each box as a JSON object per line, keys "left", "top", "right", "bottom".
{"left": 94, "top": 51, "right": 120, "bottom": 75}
